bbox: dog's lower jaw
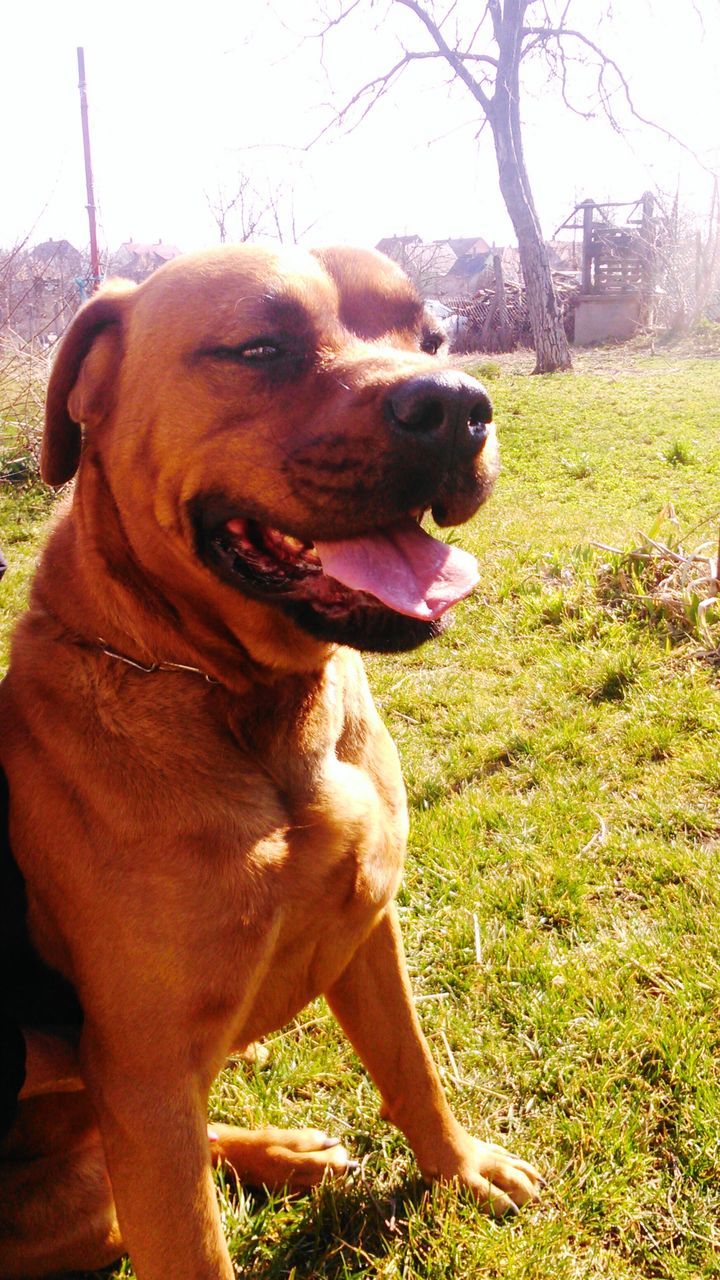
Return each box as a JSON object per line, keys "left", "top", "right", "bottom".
{"left": 55, "top": 500, "right": 338, "bottom": 683}
{"left": 273, "top": 594, "right": 441, "bottom": 654}
{"left": 192, "top": 524, "right": 442, "bottom": 657}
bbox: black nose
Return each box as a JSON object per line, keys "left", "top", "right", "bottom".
{"left": 386, "top": 371, "right": 492, "bottom": 453}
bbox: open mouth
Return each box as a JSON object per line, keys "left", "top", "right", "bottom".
{"left": 202, "top": 510, "right": 479, "bottom": 652}
{"left": 210, "top": 517, "right": 348, "bottom": 614}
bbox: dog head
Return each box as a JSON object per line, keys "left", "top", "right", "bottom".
{"left": 43, "top": 245, "right": 498, "bottom": 660}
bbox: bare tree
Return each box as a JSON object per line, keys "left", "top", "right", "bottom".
{"left": 264, "top": 180, "right": 320, "bottom": 245}
{"left": 1, "top": 240, "right": 84, "bottom": 345}
{"left": 692, "top": 177, "right": 720, "bottom": 325}
{"left": 1, "top": 242, "right": 51, "bottom": 480}
{"left": 650, "top": 181, "right": 720, "bottom": 331}
{"left": 205, "top": 175, "right": 271, "bottom": 244}
{"left": 314, "top": 1, "right": 703, "bottom": 373}
{"left": 380, "top": 236, "right": 458, "bottom": 297}
{"left": 207, "top": 170, "right": 319, "bottom": 247}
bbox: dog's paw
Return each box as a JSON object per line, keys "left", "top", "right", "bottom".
{"left": 210, "top": 1123, "right": 354, "bottom": 1191}
{"left": 420, "top": 1135, "right": 545, "bottom": 1216}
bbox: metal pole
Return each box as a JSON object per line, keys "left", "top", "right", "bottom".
{"left": 77, "top": 47, "right": 100, "bottom": 293}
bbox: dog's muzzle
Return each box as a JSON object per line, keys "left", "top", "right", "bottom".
{"left": 385, "top": 371, "right": 492, "bottom": 459}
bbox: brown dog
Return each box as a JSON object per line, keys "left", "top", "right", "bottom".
{"left": 0, "top": 245, "right": 542, "bottom": 1278}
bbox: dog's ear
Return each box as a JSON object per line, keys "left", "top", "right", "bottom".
{"left": 42, "top": 279, "right": 137, "bottom": 486}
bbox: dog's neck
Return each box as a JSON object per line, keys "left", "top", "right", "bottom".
{"left": 31, "top": 462, "right": 336, "bottom": 692}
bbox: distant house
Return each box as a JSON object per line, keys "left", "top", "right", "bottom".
{"left": 439, "top": 239, "right": 496, "bottom": 299}
{"left": 375, "top": 235, "right": 456, "bottom": 295}
{"left": 375, "top": 234, "right": 495, "bottom": 299}
{"left": 2, "top": 238, "right": 186, "bottom": 344}
{"left": 375, "top": 234, "right": 423, "bottom": 259}
{"left": 447, "top": 237, "right": 490, "bottom": 257}
{"left": 2, "top": 239, "right": 84, "bottom": 343}
{"left": 29, "top": 239, "right": 84, "bottom": 278}
{"left": 108, "top": 241, "right": 183, "bottom": 283}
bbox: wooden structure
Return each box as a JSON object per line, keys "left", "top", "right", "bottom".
{"left": 445, "top": 272, "right": 578, "bottom": 353}
{"left": 558, "top": 195, "right": 657, "bottom": 344}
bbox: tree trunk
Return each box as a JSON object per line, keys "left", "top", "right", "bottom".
{"left": 490, "top": 131, "right": 570, "bottom": 369}
{"left": 489, "top": 0, "right": 572, "bottom": 373}
{"left": 357, "top": 0, "right": 574, "bottom": 369}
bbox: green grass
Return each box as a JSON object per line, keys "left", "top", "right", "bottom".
{"left": 0, "top": 485, "right": 55, "bottom": 665}
{"left": 2, "top": 348, "right": 720, "bottom": 1277}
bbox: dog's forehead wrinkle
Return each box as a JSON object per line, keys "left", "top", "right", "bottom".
{"left": 231, "top": 293, "right": 267, "bottom": 315}
{"left": 334, "top": 283, "right": 424, "bottom": 341}
{"left": 263, "top": 292, "right": 314, "bottom": 333}
{"left": 259, "top": 285, "right": 339, "bottom": 342}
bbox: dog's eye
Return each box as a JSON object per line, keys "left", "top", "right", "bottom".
{"left": 240, "top": 342, "right": 282, "bottom": 361}
{"left": 208, "top": 340, "right": 282, "bottom": 363}
{"left": 420, "top": 331, "right": 444, "bottom": 356}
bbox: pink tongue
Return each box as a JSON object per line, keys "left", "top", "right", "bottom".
{"left": 314, "top": 518, "right": 479, "bottom": 620}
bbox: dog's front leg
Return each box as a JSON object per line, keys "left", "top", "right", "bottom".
{"left": 326, "top": 904, "right": 544, "bottom": 1215}
{"left": 83, "top": 1034, "right": 232, "bottom": 1280}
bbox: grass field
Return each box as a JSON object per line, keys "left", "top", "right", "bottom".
{"left": 2, "top": 345, "right": 720, "bottom": 1277}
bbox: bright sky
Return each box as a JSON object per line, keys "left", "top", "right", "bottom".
{"left": 3, "top": 1, "right": 719, "bottom": 258}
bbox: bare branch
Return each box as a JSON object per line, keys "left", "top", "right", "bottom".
{"left": 314, "top": 0, "right": 364, "bottom": 36}
{"left": 689, "top": 0, "right": 706, "bottom": 32}
{"left": 426, "top": 108, "right": 491, "bottom": 150}
{"left": 533, "top": 33, "right": 595, "bottom": 121}
{"left": 459, "top": 4, "right": 493, "bottom": 57}
{"left": 522, "top": 24, "right": 712, "bottom": 169}
{"left": 308, "top": 50, "right": 430, "bottom": 145}
{"left": 454, "top": 52, "right": 499, "bottom": 67}
{"left": 307, "top": 0, "right": 715, "bottom": 368}
{"left": 394, "top": 0, "right": 493, "bottom": 114}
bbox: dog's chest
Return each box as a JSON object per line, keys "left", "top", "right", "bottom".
{"left": 286, "top": 750, "right": 405, "bottom": 909}
{"left": 219, "top": 659, "right": 408, "bottom": 1038}
{"left": 232, "top": 752, "right": 406, "bottom": 1043}
{"left": 242, "top": 663, "right": 407, "bottom": 918}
